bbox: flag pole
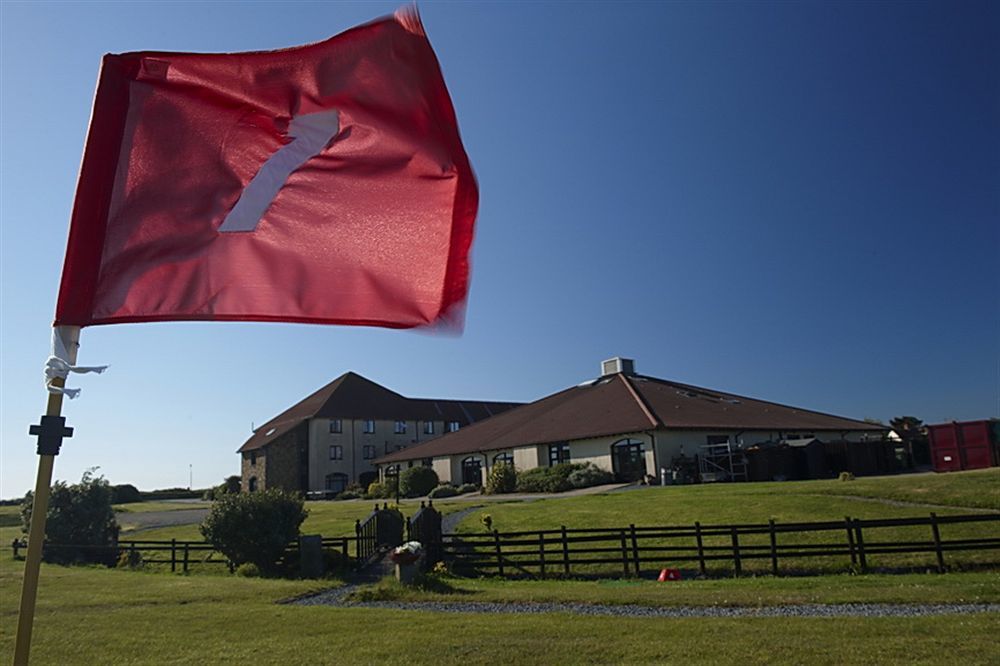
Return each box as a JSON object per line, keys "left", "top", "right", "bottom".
{"left": 13, "top": 325, "right": 81, "bottom": 666}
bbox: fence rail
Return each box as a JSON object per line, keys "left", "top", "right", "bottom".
{"left": 441, "top": 513, "right": 1000, "bottom": 578}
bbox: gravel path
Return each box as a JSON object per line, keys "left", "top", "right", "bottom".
{"left": 292, "top": 589, "right": 999, "bottom": 618}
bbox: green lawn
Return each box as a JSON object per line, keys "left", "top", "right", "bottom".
{"left": 349, "top": 570, "right": 1000, "bottom": 606}
{"left": 114, "top": 501, "right": 212, "bottom": 513}
{"left": 452, "top": 470, "right": 1000, "bottom": 576}
{"left": 1, "top": 559, "right": 998, "bottom": 665}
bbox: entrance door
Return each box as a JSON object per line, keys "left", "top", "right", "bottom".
{"left": 461, "top": 457, "right": 482, "bottom": 486}
{"left": 611, "top": 439, "right": 647, "bottom": 482}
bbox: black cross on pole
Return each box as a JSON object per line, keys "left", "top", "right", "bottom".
{"left": 29, "top": 415, "right": 73, "bottom": 457}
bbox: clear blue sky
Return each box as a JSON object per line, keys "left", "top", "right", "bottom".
{"left": 1, "top": 1, "right": 997, "bottom": 498}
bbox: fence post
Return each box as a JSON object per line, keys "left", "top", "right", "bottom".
{"left": 730, "top": 527, "right": 741, "bottom": 577}
{"left": 539, "top": 532, "right": 546, "bottom": 578}
{"left": 493, "top": 529, "right": 504, "bottom": 577}
{"left": 695, "top": 522, "right": 706, "bottom": 577}
{"left": 619, "top": 530, "right": 629, "bottom": 576}
{"left": 406, "top": 516, "right": 412, "bottom": 542}
{"left": 171, "top": 538, "right": 176, "bottom": 573}
{"left": 768, "top": 519, "right": 778, "bottom": 576}
{"left": 929, "top": 512, "right": 945, "bottom": 573}
{"left": 629, "top": 524, "right": 640, "bottom": 576}
{"left": 355, "top": 519, "right": 362, "bottom": 562}
{"left": 183, "top": 543, "right": 189, "bottom": 573}
{"left": 561, "top": 525, "right": 570, "bottom": 575}
{"left": 341, "top": 537, "right": 348, "bottom": 560}
{"left": 852, "top": 519, "right": 867, "bottom": 572}
{"left": 845, "top": 517, "right": 857, "bottom": 568}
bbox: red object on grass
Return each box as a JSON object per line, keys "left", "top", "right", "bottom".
{"left": 55, "top": 8, "right": 476, "bottom": 330}
{"left": 658, "top": 568, "right": 682, "bottom": 582}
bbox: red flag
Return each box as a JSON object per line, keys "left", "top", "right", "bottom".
{"left": 55, "top": 9, "right": 476, "bottom": 330}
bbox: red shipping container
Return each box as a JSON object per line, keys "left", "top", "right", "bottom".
{"left": 928, "top": 420, "right": 999, "bottom": 472}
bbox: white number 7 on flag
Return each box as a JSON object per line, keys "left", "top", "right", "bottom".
{"left": 219, "top": 109, "right": 340, "bottom": 233}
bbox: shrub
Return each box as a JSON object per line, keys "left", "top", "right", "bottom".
{"left": 21, "top": 469, "right": 120, "bottom": 565}
{"left": 110, "top": 484, "right": 142, "bottom": 504}
{"left": 839, "top": 471, "right": 855, "bottom": 482}
{"left": 235, "top": 562, "right": 261, "bottom": 578}
{"left": 480, "top": 513, "right": 493, "bottom": 531}
{"left": 428, "top": 485, "right": 458, "bottom": 499}
{"left": 567, "top": 463, "right": 614, "bottom": 489}
{"left": 399, "top": 466, "right": 439, "bottom": 498}
{"left": 514, "top": 463, "right": 585, "bottom": 493}
{"left": 336, "top": 490, "right": 361, "bottom": 500}
{"left": 116, "top": 548, "right": 143, "bottom": 569}
{"left": 485, "top": 463, "right": 516, "bottom": 494}
{"left": 456, "top": 483, "right": 479, "bottom": 494}
{"left": 200, "top": 489, "right": 307, "bottom": 573}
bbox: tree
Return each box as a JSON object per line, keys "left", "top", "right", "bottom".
{"left": 199, "top": 489, "right": 307, "bottom": 573}
{"left": 399, "top": 466, "right": 439, "bottom": 498}
{"left": 21, "top": 469, "right": 120, "bottom": 565}
{"left": 110, "top": 483, "right": 142, "bottom": 504}
{"left": 890, "top": 416, "right": 929, "bottom": 467}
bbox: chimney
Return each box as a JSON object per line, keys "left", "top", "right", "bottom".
{"left": 601, "top": 357, "right": 635, "bottom": 377}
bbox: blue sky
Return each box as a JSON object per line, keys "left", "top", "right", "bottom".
{"left": 1, "top": 1, "right": 997, "bottom": 498}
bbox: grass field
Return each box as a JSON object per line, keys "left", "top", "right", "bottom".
{"left": 1, "top": 470, "right": 999, "bottom": 664}
{"left": 0, "top": 559, "right": 998, "bottom": 665}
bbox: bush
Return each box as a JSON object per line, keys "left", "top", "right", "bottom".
{"left": 200, "top": 489, "right": 307, "bottom": 574}
{"left": 235, "top": 562, "right": 261, "bottom": 578}
{"left": 839, "top": 471, "right": 855, "bottom": 482}
{"left": 567, "top": 463, "right": 614, "bottom": 489}
{"left": 116, "top": 548, "right": 143, "bottom": 569}
{"left": 485, "top": 463, "right": 516, "bottom": 494}
{"left": 21, "top": 469, "right": 120, "bottom": 565}
{"left": 515, "top": 463, "right": 586, "bottom": 493}
{"left": 110, "top": 484, "right": 142, "bottom": 504}
{"left": 336, "top": 491, "right": 361, "bottom": 500}
{"left": 428, "top": 485, "right": 458, "bottom": 499}
{"left": 456, "top": 483, "right": 479, "bottom": 494}
{"left": 399, "top": 466, "right": 439, "bottom": 498}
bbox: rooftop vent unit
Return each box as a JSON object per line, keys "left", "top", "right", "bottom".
{"left": 601, "top": 357, "right": 635, "bottom": 377}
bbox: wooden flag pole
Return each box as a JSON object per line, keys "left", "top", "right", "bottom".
{"left": 14, "top": 325, "right": 81, "bottom": 666}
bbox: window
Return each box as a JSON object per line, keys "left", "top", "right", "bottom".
{"left": 423, "top": 421, "right": 435, "bottom": 435}
{"left": 329, "top": 419, "right": 342, "bottom": 434}
{"left": 329, "top": 445, "right": 343, "bottom": 460}
{"left": 493, "top": 452, "right": 514, "bottom": 466}
{"left": 394, "top": 420, "right": 407, "bottom": 434}
{"left": 706, "top": 435, "right": 729, "bottom": 446}
{"left": 248, "top": 477, "right": 258, "bottom": 492}
{"left": 249, "top": 451, "right": 257, "bottom": 466}
{"left": 422, "top": 458, "right": 433, "bottom": 468}
{"left": 363, "top": 445, "right": 377, "bottom": 460}
{"left": 548, "top": 442, "right": 571, "bottom": 466}
{"left": 325, "top": 473, "right": 348, "bottom": 494}
{"left": 611, "top": 438, "right": 646, "bottom": 482}
{"left": 363, "top": 419, "right": 375, "bottom": 434}
{"left": 447, "top": 421, "right": 461, "bottom": 433}
{"left": 461, "top": 456, "right": 483, "bottom": 486}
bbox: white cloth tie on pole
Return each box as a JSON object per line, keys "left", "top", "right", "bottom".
{"left": 45, "top": 327, "right": 107, "bottom": 399}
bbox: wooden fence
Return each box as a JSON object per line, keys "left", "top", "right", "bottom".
{"left": 442, "top": 513, "right": 1000, "bottom": 578}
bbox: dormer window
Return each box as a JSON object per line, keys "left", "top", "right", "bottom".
{"left": 394, "top": 420, "right": 407, "bottom": 434}
{"left": 423, "top": 421, "right": 435, "bottom": 435}
{"left": 363, "top": 419, "right": 375, "bottom": 434}
{"left": 447, "top": 421, "right": 460, "bottom": 432}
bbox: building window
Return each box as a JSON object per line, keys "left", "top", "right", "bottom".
{"left": 611, "top": 438, "right": 646, "bottom": 482}
{"left": 422, "top": 458, "right": 433, "bottom": 468}
{"left": 394, "top": 420, "right": 407, "bottom": 434}
{"left": 248, "top": 477, "right": 258, "bottom": 492}
{"left": 494, "top": 452, "right": 514, "bottom": 466}
{"left": 329, "top": 419, "right": 342, "bottom": 434}
{"left": 329, "top": 445, "right": 343, "bottom": 460}
{"left": 363, "top": 419, "right": 375, "bottom": 434}
{"left": 363, "top": 445, "right": 377, "bottom": 460}
{"left": 423, "top": 421, "right": 435, "bottom": 435}
{"left": 325, "top": 473, "right": 348, "bottom": 494}
{"left": 548, "top": 442, "right": 570, "bottom": 466}
{"left": 447, "top": 421, "right": 460, "bottom": 433}
{"left": 249, "top": 451, "right": 257, "bottom": 466}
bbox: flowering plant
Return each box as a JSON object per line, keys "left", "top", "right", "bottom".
{"left": 390, "top": 541, "right": 423, "bottom": 565}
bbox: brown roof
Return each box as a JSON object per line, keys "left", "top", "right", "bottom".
{"left": 374, "top": 373, "right": 888, "bottom": 464}
{"left": 237, "top": 372, "right": 521, "bottom": 453}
